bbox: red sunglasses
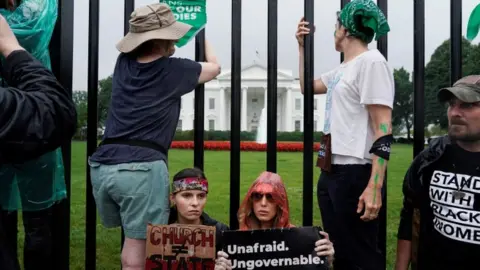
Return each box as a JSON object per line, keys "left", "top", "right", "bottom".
{"left": 251, "top": 192, "right": 274, "bottom": 202}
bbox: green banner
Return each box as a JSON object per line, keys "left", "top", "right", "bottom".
{"left": 160, "top": 0, "right": 207, "bottom": 47}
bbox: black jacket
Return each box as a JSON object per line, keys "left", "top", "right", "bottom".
{"left": 397, "top": 135, "right": 450, "bottom": 265}
{"left": 0, "top": 50, "right": 76, "bottom": 270}
{"left": 168, "top": 207, "right": 230, "bottom": 252}
{"left": 0, "top": 50, "right": 77, "bottom": 164}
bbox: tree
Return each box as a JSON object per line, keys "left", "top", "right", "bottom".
{"left": 424, "top": 37, "right": 479, "bottom": 129}
{"left": 392, "top": 68, "right": 413, "bottom": 140}
{"left": 72, "top": 90, "right": 88, "bottom": 130}
{"left": 98, "top": 75, "right": 113, "bottom": 126}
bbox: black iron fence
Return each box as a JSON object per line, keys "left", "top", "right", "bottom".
{"left": 5, "top": 0, "right": 466, "bottom": 269}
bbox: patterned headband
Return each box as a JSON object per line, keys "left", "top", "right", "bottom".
{"left": 172, "top": 177, "right": 208, "bottom": 194}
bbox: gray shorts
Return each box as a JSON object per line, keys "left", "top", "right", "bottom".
{"left": 88, "top": 159, "right": 170, "bottom": 239}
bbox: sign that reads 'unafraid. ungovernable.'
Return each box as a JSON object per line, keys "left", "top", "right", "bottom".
{"left": 159, "top": 0, "right": 207, "bottom": 47}
{"left": 221, "top": 227, "right": 329, "bottom": 270}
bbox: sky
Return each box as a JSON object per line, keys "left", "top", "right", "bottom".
{"left": 72, "top": 0, "right": 480, "bottom": 91}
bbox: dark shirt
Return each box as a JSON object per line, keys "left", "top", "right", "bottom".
{"left": 417, "top": 144, "right": 480, "bottom": 269}
{"left": 90, "top": 53, "right": 201, "bottom": 165}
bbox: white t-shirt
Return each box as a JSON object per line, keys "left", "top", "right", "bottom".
{"left": 319, "top": 49, "right": 395, "bottom": 165}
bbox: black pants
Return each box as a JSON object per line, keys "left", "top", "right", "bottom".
{"left": 0, "top": 208, "right": 53, "bottom": 270}
{"left": 0, "top": 217, "right": 20, "bottom": 270}
{"left": 317, "top": 164, "right": 386, "bottom": 270}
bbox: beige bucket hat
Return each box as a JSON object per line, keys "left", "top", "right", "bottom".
{"left": 116, "top": 3, "right": 192, "bottom": 53}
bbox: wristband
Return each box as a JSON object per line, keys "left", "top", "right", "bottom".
{"left": 369, "top": 134, "right": 393, "bottom": 160}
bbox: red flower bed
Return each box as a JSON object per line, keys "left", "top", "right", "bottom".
{"left": 171, "top": 141, "right": 321, "bottom": 152}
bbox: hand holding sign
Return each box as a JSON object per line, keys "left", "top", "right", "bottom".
{"left": 314, "top": 231, "right": 334, "bottom": 267}
{"left": 215, "top": 251, "right": 232, "bottom": 270}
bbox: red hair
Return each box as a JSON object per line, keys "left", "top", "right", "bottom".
{"left": 237, "top": 171, "right": 294, "bottom": 230}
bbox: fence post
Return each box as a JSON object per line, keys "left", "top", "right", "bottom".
{"left": 120, "top": 0, "right": 135, "bottom": 253}
{"left": 230, "top": 0, "right": 242, "bottom": 230}
{"left": 451, "top": 0, "right": 462, "bottom": 84}
{"left": 302, "top": 0, "right": 314, "bottom": 227}
{"left": 194, "top": 29, "right": 206, "bottom": 170}
{"left": 340, "top": 0, "right": 350, "bottom": 62}
{"left": 266, "top": 0, "right": 278, "bottom": 172}
{"left": 85, "top": 0, "right": 100, "bottom": 268}
{"left": 413, "top": 0, "right": 425, "bottom": 158}
{"left": 377, "top": 0, "right": 388, "bottom": 59}
{"left": 376, "top": 0, "right": 388, "bottom": 262}
{"left": 49, "top": 0, "right": 74, "bottom": 269}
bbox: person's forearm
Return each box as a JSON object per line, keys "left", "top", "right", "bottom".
{"left": 368, "top": 120, "right": 392, "bottom": 191}
{"left": 395, "top": 240, "right": 412, "bottom": 270}
{"left": 205, "top": 40, "right": 218, "bottom": 64}
{"left": 298, "top": 46, "right": 305, "bottom": 92}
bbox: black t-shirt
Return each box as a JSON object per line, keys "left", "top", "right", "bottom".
{"left": 90, "top": 54, "right": 201, "bottom": 164}
{"left": 418, "top": 144, "right": 480, "bottom": 269}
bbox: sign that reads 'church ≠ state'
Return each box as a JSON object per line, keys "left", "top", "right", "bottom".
{"left": 160, "top": 0, "right": 207, "bottom": 47}
{"left": 145, "top": 223, "right": 216, "bottom": 270}
{"left": 221, "top": 227, "right": 329, "bottom": 270}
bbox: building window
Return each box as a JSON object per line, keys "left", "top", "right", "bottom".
{"left": 177, "top": 119, "right": 182, "bottom": 130}
{"left": 208, "top": 119, "right": 215, "bottom": 130}
{"left": 295, "top": 98, "right": 301, "bottom": 110}
{"left": 209, "top": 98, "right": 215, "bottom": 110}
{"left": 314, "top": 120, "right": 317, "bottom": 131}
{"left": 314, "top": 99, "right": 317, "bottom": 110}
{"left": 295, "top": 120, "right": 301, "bottom": 131}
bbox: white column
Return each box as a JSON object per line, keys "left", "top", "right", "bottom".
{"left": 264, "top": 87, "right": 268, "bottom": 110}
{"left": 241, "top": 87, "right": 248, "bottom": 131}
{"left": 219, "top": 87, "right": 226, "bottom": 130}
{"left": 278, "top": 94, "right": 283, "bottom": 131}
{"left": 285, "top": 87, "right": 292, "bottom": 131}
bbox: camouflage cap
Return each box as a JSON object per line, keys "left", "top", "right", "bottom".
{"left": 438, "top": 75, "right": 480, "bottom": 103}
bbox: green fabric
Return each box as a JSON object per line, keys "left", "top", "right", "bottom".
{"left": 467, "top": 3, "right": 480, "bottom": 41}
{"left": 0, "top": 149, "right": 66, "bottom": 211}
{"left": 0, "top": 0, "right": 66, "bottom": 212}
{"left": 339, "top": 0, "right": 390, "bottom": 44}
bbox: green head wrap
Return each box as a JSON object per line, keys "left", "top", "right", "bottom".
{"left": 338, "top": 0, "right": 390, "bottom": 44}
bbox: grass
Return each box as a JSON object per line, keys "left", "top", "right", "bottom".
{"left": 14, "top": 141, "right": 413, "bottom": 269}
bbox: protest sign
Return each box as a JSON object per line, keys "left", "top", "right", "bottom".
{"left": 145, "top": 223, "right": 216, "bottom": 270}
{"left": 160, "top": 0, "right": 207, "bottom": 47}
{"left": 221, "top": 226, "right": 329, "bottom": 270}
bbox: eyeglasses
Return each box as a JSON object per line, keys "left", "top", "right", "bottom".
{"left": 251, "top": 192, "right": 274, "bottom": 202}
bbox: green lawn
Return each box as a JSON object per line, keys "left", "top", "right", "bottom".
{"left": 15, "top": 141, "right": 413, "bottom": 269}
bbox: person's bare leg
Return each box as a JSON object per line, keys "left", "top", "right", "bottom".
{"left": 121, "top": 238, "right": 145, "bottom": 270}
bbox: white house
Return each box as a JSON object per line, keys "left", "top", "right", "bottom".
{"left": 178, "top": 63, "right": 326, "bottom": 132}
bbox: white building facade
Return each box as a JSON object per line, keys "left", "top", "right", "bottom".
{"left": 178, "top": 63, "right": 326, "bottom": 132}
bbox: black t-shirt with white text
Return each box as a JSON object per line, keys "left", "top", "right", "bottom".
{"left": 418, "top": 144, "right": 480, "bottom": 269}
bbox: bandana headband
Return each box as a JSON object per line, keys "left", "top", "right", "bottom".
{"left": 172, "top": 177, "right": 208, "bottom": 194}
